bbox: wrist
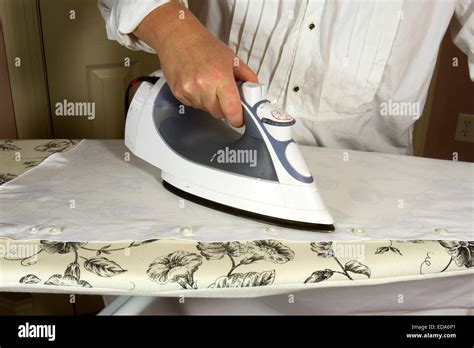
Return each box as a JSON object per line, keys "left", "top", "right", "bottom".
{"left": 133, "top": 1, "right": 197, "bottom": 53}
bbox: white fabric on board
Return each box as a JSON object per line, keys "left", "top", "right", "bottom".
{"left": 0, "top": 140, "right": 472, "bottom": 243}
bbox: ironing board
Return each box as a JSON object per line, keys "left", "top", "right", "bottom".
{"left": 0, "top": 139, "right": 472, "bottom": 314}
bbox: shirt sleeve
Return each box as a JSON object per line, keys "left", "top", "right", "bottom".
{"left": 452, "top": 0, "right": 474, "bottom": 81}
{"left": 98, "top": 0, "right": 188, "bottom": 53}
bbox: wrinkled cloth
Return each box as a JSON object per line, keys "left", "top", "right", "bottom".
{"left": 99, "top": 0, "right": 474, "bottom": 154}
{"left": 0, "top": 139, "right": 472, "bottom": 308}
{"left": 1, "top": 140, "right": 472, "bottom": 243}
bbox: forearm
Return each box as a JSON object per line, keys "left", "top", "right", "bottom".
{"left": 133, "top": 1, "right": 206, "bottom": 55}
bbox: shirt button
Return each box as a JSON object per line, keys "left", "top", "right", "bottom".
{"left": 309, "top": 23, "right": 315, "bottom": 30}
{"left": 293, "top": 86, "right": 300, "bottom": 93}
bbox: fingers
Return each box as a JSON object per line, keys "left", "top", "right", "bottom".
{"left": 181, "top": 78, "right": 206, "bottom": 109}
{"left": 173, "top": 79, "right": 244, "bottom": 127}
{"left": 170, "top": 83, "right": 194, "bottom": 108}
{"left": 217, "top": 59, "right": 258, "bottom": 126}
{"left": 166, "top": 55, "right": 257, "bottom": 128}
{"left": 170, "top": 73, "right": 243, "bottom": 126}
{"left": 201, "top": 92, "right": 225, "bottom": 119}
{"left": 178, "top": 78, "right": 223, "bottom": 119}
{"left": 216, "top": 81, "right": 244, "bottom": 127}
{"left": 233, "top": 58, "right": 258, "bottom": 83}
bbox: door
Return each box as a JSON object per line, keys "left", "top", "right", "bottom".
{"left": 39, "top": 0, "right": 160, "bottom": 138}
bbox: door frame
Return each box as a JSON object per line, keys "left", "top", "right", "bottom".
{"left": 0, "top": 0, "right": 52, "bottom": 138}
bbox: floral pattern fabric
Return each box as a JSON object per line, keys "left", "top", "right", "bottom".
{"left": 0, "top": 139, "right": 78, "bottom": 183}
{"left": 0, "top": 140, "right": 472, "bottom": 296}
{"left": 0, "top": 238, "right": 472, "bottom": 295}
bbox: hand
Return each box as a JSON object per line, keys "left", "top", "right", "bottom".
{"left": 134, "top": 2, "right": 258, "bottom": 127}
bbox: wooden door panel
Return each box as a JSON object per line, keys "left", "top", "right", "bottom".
{"left": 39, "top": 0, "right": 159, "bottom": 139}
{"left": 87, "top": 62, "right": 139, "bottom": 138}
{"left": 0, "top": 0, "right": 52, "bottom": 139}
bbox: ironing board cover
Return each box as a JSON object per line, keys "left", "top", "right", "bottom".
{"left": 0, "top": 139, "right": 472, "bottom": 297}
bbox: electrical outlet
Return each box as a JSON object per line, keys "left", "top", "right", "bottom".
{"left": 454, "top": 113, "right": 474, "bottom": 143}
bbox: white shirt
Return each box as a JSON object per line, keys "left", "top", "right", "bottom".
{"left": 99, "top": 0, "right": 474, "bottom": 155}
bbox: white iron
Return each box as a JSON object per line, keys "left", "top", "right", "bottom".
{"left": 125, "top": 71, "right": 334, "bottom": 231}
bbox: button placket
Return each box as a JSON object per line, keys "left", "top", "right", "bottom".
{"left": 286, "top": 1, "right": 325, "bottom": 115}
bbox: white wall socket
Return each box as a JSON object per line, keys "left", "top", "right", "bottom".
{"left": 454, "top": 113, "right": 474, "bottom": 143}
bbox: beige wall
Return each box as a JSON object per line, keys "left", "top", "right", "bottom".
{"left": 0, "top": 20, "right": 17, "bottom": 138}
{"left": 423, "top": 30, "right": 474, "bottom": 162}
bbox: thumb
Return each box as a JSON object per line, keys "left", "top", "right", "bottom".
{"left": 233, "top": 58, "right": 258, "bottom": 83}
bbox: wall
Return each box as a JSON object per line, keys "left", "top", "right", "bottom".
{"left": 423, "top": 29, "right": 474, "bottom": 163}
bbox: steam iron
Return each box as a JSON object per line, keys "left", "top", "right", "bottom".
{"left": 125, "top": 71, "right": 335, "bottom": 231}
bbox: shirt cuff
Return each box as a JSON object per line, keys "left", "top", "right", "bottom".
{"left": 108, "top": 0, "right": 189, "bottom": 53}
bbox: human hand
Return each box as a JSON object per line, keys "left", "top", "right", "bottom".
{"left": 134, "top": 2, "right": 258, "bottom": 127}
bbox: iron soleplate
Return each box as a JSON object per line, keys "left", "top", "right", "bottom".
{"left": 163, "top": 181, "right": 335, "bottom": 232}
